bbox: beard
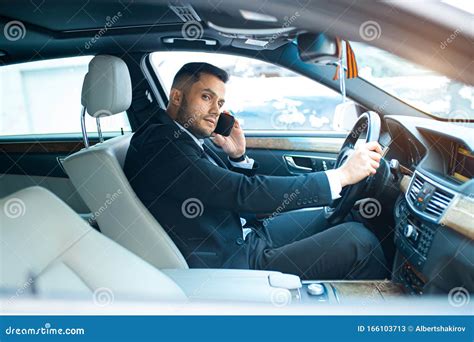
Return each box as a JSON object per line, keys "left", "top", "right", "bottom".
{"left": 175, "top": 95, "right": 211, "bottom": 139}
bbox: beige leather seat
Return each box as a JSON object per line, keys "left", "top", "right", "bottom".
{"left": 1, "top": 187, "right": 302, "bottom": 306}
{"left": 0, "top": 187, "right": 186, "bottom": 301}
{"left": 62, "top": 55, "right": 188, "bottom": 270}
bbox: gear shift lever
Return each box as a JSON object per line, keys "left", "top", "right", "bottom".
{"left": 389, "top": 159, "right": 401, "bottom": 182}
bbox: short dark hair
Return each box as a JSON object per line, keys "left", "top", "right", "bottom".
{"left": 171, "top": 62, "right": 229, "bottom": 90}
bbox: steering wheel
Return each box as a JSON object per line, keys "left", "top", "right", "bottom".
{"left": 324, "top": 111, "right": 381, "bottom": 225}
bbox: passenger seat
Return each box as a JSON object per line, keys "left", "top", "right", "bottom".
{"left": 0, "top": 187, "right": 186, "bottom": 302}
{"left": 62, "top": 55, "right": 188, "bottom": 270}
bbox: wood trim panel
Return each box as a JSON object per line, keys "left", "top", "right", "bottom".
{"left": 440, "top": 195, "right": 474, "bottom": 240}
{"left": 0, "top": 141, "right": 90, "bottom": 154}
{"left": 246, "top": 137, "right": 345, "bottom": 153}
{"left": 328, "top": 281, "right": 405, "bottom": 302}
{"left": 400, "top": 175, "right": 412, "bottom": 194}
{"left": 2, "top": 136, "right": 344, "bottom": 154}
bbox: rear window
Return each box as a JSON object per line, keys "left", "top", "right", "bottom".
{"left": 0, "top": 56, "right": 131, "bottom": 137}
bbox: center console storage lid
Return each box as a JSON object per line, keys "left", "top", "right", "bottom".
{"left": 268, "top": 273, "right": 301, "bottom": 289}
{"left": 162, "top": 269, "right": 302, "bottom": 303}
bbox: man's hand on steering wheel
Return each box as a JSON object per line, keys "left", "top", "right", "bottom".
{"left": 324, "top": 111, "right": 384, "bottom": 225}
{"left": 336, "top": 141, "right": 383, "bottom": 188}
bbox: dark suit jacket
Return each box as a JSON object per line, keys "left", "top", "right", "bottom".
{"left": 124, "top": 109, "right": 333, "bottom": 269}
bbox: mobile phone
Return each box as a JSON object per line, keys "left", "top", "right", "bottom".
{"left": 214, "top": 112, "right": 235, "bottom": 136}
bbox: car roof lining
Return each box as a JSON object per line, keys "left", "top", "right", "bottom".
{"left": 1, "top": 0, "right": 472, "bottom": 86}
{"left": 0, "top": 0, "right": 298, "bottom": 65}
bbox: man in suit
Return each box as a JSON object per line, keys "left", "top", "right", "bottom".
{"left": 124, "top": 62, "right": 388, "bottom": 280}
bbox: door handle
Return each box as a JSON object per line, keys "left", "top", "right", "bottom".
{"left": 283, "top": 155, "right": 337, "bottom": 174}
{"left": 284, "top": 156, "right": 312, "bottom": 172}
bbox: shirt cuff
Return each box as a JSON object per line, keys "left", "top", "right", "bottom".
{"left": 228, "top": 155, "right": 255, "bottom": 169}
{"left": 325, "top": 169, "right": 342, "bottom": 200}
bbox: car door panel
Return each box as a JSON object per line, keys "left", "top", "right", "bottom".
{"left": 208, "top": 134, "right": 342, "bottom": 177}
{"left": 0, "top": 137, "right": 102, "bottom": 213}
{"left": 0, "top": 173, "right": 89, "bottom": 214}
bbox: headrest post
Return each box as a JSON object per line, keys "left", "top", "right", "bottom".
{"left": 80, "top": 106, "right": 90, "bottom": 149}
{"left": 96, "top": 117, "right": 104, "bottom": 143}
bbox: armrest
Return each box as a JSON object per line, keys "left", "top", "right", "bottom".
{"left": 162, "top": 269, "right": 301, "bottom": 304}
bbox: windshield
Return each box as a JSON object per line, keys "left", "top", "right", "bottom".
{"left": 351, "top": 42, "right": 473, "bottom": 122}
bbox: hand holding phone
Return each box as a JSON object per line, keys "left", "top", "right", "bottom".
{"left": 211, "top": 111, "right": 246, "bottom": 159}
{"left": 214, "top": 111, "right": 235, "bottom": 137}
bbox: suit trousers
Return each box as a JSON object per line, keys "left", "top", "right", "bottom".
{"left": 246, "top": 209, "right": 389, "bottom": 280}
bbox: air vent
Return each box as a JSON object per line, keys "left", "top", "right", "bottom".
{"left": 408, "top": 173, "right": 455, "bottom": 220}
{"left": 425, "top": 189, "right": 454, "bottom": 217}
{"left": 408, "top": 176, "right": 423, "bottom": 203}
{"left": 169, "top": 4, "right": 201, "bottom": 22}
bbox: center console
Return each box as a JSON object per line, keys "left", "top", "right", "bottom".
{"left": 163, "top": 269, "right": 302, "bottom": 304}
{"left": 394, "top": 196, "right": 438, "bottom": 269}
{"left": 392, "top": 171, "right": 458, "bottom": 294}
{"left": 392, "top": 198, "right": 436, "bottom": 294}
{"left": 162, "top": 269, "right": 405, "bottom": 305}
{"left": 301, "top": 280, "right": 405, "bottom": 304}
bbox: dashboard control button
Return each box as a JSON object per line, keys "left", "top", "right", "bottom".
{"left": 307, "top": 283, "right": 325, "bottom": 296}
{"left": 404, "top": 224, "right": 415, "bottom": 238}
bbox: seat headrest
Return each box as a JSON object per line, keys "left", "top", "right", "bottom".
{"left": 81, "top": 55, "right": 132, "bottom": 118}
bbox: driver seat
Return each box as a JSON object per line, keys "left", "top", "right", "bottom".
{"left": 62, "top": 55, "right": 188, "bottom": 270}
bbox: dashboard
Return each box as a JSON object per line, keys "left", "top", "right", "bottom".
{"left": 380, "top": 123, "right": 424, "bottom": 174}
{"left": 380, "top": 115, "right": 473, "bottom": 294}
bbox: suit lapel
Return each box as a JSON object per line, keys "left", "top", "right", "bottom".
{"left": 203, "top": 141, "right": 228, "bottom": 169}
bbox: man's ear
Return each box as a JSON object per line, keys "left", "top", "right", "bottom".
{"left": 169, "top": 88, "right": 182, "bottom": 107}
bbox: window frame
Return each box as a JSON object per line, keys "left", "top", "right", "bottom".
{"left": 145, "top": 50, "right": 350, "bottom": 138}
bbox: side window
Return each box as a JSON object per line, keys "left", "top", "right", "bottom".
{"left": 0, "top": 56, "right": 131, "bottom": 137}
{"left": 150, "top": 52, "right": 342, "bottom": 131}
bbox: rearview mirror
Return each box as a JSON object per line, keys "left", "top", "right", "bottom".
{"left": 297, "top": 33, "right": 340, "bottom": 65}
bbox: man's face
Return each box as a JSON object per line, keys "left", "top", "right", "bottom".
{"left": 175, "top": 73, "right": 226, "bottom": 139}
